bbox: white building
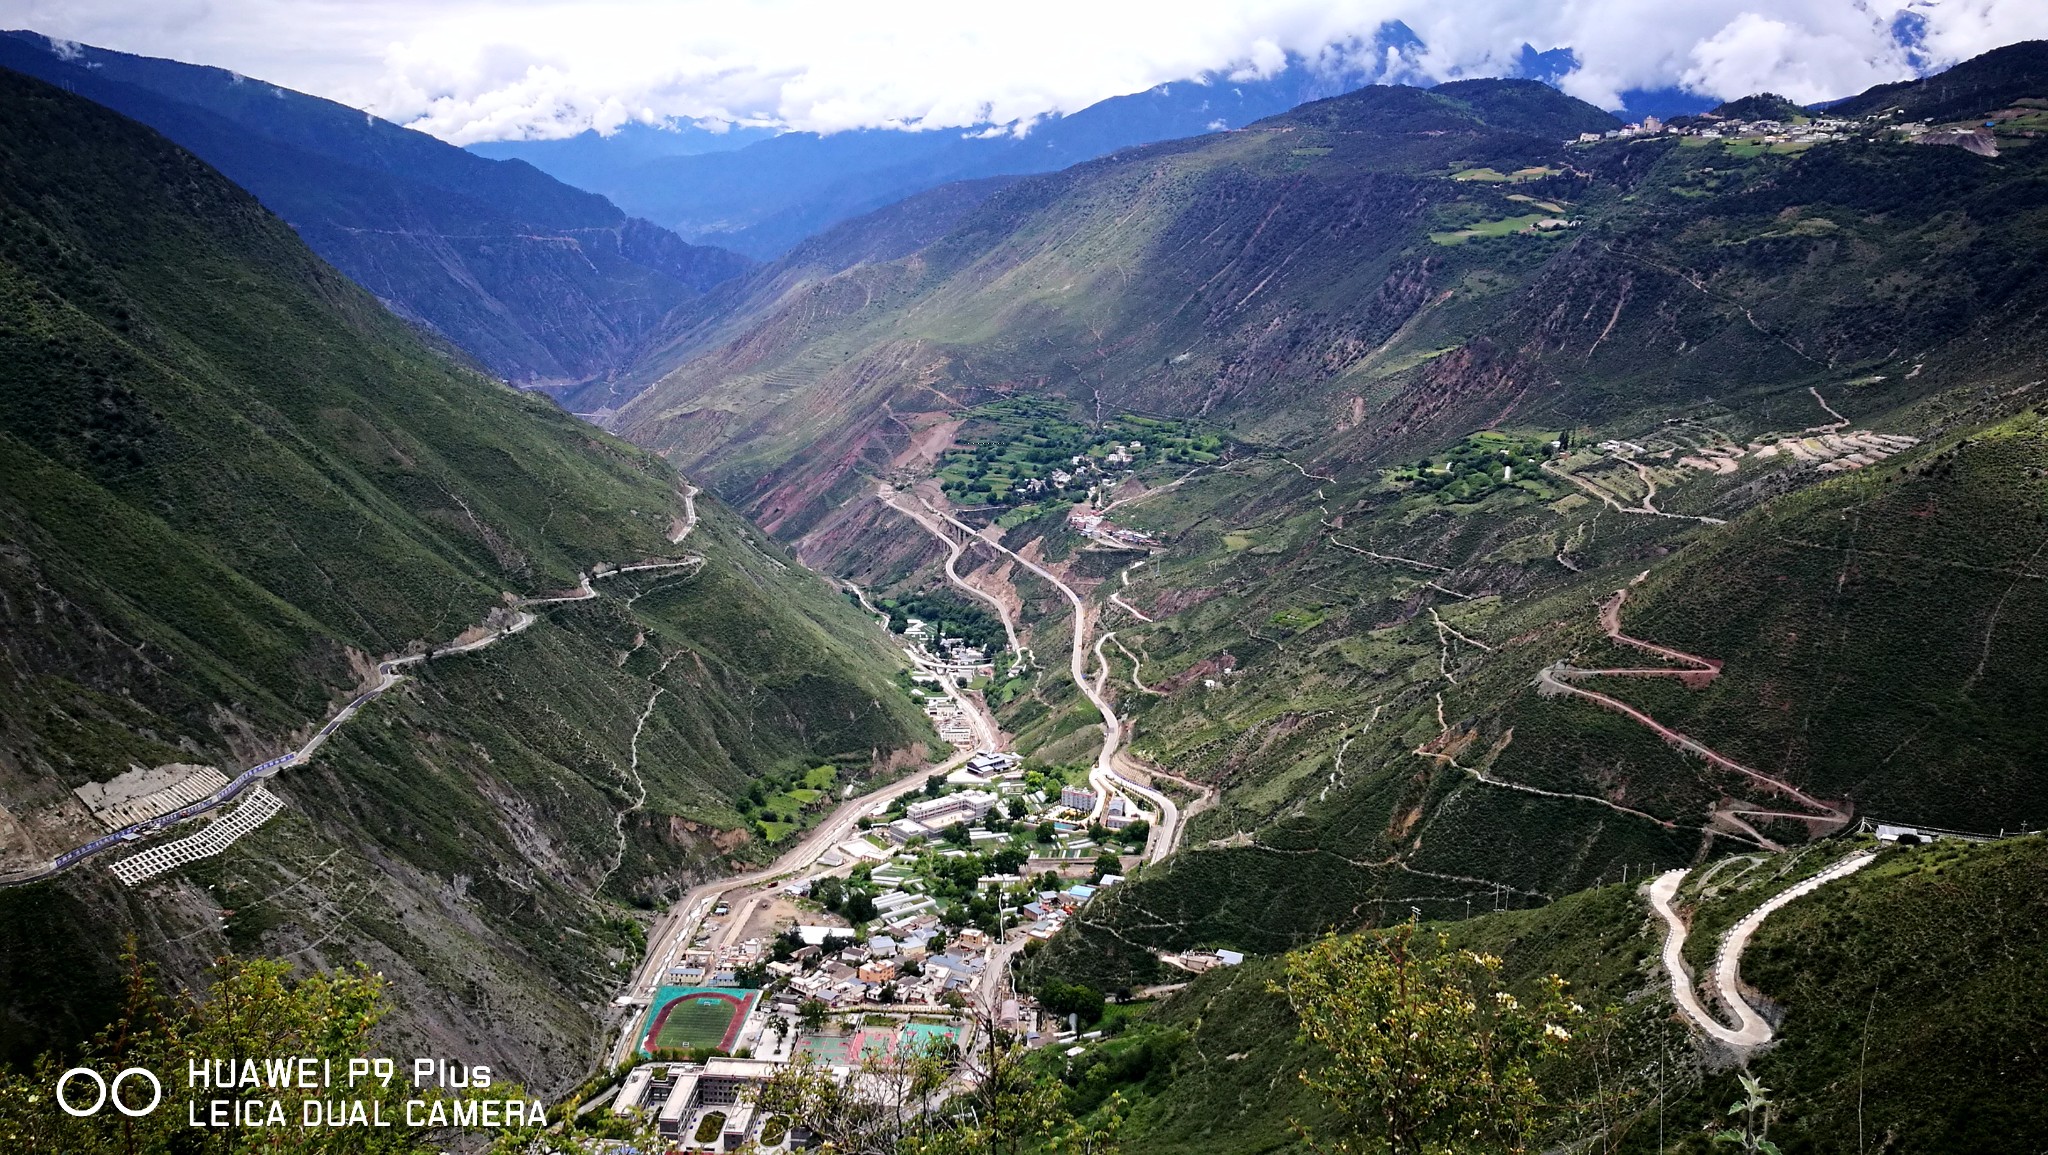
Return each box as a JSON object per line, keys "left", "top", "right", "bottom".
{"left": 906, "top": 790, "right": 998, "bottom": 826}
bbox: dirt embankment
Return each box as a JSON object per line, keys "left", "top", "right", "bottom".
{"left": 890, "top": 414, "right": 963, "bottom": 473}
{"left": 1157, "top": 653, "right": 1238, "bottom": 694}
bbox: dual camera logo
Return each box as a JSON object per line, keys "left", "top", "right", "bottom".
{"left": 57, "top": 1067, "right": 163, "bottom": 1117}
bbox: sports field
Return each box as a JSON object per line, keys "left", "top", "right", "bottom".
{"left": 795, "top": 1018, "right": 963, "bottom": 1064}
{"left": 640, "top": 986, "right": 758, "bottom": 1055}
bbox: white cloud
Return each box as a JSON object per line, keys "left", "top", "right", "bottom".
{"left": 2, "top": 0, "right": 2041, "bottom": 143}
{"left": 1677, "top": 10, "right": 1907, "bottom": 103}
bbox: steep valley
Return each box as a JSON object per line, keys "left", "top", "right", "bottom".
{"left": 0, "top": 67, "right": 931, "bottom": 1089}
{"left": 3, "top": 28, "right": 2048, "bottom": 1153}
{"left": 0, "top": 32, "right": 754, "bottom": 389}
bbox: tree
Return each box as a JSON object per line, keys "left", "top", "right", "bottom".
{"left": 1008, "top": 797, "right": 1029, "bottom": 819}
{"left": 846, "top": 891, "right": 879, "bottom": 923}
{"left": 1277, "top": 923, "right": 1582, "bottom": 1155}
{"left": 925, "top": 774, "right": 945, "bottom": 797}
{"left": 1089, "top": 853, "right": 1121, "bottom": 884}
{"left": 944, "top": 821, "right": 972, "bottom": 846}
{"left": 753, "top": 998, "right": 1126, "bottom": 1155}
{"left": 904, "top": 1001, "right": 1126, "bottom": 1155}
{"left": 799, "top": 998, "right": 829, "bottom": 1031}
{"left": 755, "top": 1052, "right": 945, "bottom": 1155}
{"left": 1037, "top": 980, "right": 1105, "bottom": 1026}
{"left": 773, "top": 928, "right": 802, "bottom": 962}
{"left": 1036, "top": 821, "right": 1057, "bottom": 843}
{"left": 814, "top": 875, "right": 846, "bottom": 911}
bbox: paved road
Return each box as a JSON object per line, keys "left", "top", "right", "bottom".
{"left": 895, "top": 493, "right": 1128, "bottom": 816}
{"left": 876, "top": 486, "right": 1026, "bottom": 665}
{"left": 885, "top": 484, "right": 1195, "bottom": 865}
{"left": 1647, "top": 851, "right": 1877, "bottom": 1047}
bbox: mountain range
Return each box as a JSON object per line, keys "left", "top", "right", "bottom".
{"left": 0, "top": 30, "right": 752, "bottom": 388}
{"left": 3, "top": 22, "right": 2048, "bottom": 1150}
{"left": 472, "top": 26, "right": 1715, "bottom": 261}
{"left": 592, "top": 29, "right": 2048, "bottom": 1044}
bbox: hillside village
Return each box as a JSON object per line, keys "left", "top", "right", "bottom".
{"left": 596, "top": 745, "right": 1171, "bottom": 1147}
{"left": 1575, "top": 95, "right": 2048, "bottom": 157}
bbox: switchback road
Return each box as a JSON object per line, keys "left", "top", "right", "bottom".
{"left": 1647, "top": 851, "right": 1876, "bottom": 1047}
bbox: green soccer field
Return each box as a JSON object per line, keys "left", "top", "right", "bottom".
{"left": 652, "top": 994, "right": 742, "bottom": 1051}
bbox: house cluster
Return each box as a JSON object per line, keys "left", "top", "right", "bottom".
{"left": 1098, "top": 441, "right": 1143, "bottom": 466}
{"left": 775, "top": 749, "right": 1136, "bottom": 984}
{"left": 911, "top": 674, "right": 976, "bottom": 746}
{"left": 1054, "top": 783, "right": 1144, "bottom": 831}
{"left": 772, "top": 925, "right": 994, "bottom": 1009}
{"left": 596, "top": 752, "right": 1163, "bottom": 1150}
{"left": 902, "top": 617, "right": 996, "bottom": 677}
{"left": 1066, "top": 510, "right": 1158, "bottom": 549}
{"left": 877, "top": 789, "right": 1004, "bottom": 846}
{"left": 1016, "top": 441, "right": 1153, "bottom": 500}
{"left": 1575, "top": 112, "right": 1860, "bottom": 147}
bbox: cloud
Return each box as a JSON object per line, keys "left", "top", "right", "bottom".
{"left": 4, "top": 0, "right": 2042, "bottom": 143}
{"left": 1677, "top": 10, "right": 1909, "bottom": 104}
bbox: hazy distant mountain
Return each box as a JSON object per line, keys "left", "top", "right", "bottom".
{"left": 469, "top": 29, "right": 1713, "bottom": 260}
{"left": 0, "top": 31, "right": 752, "bottom": 386}
{"left": 471, "top": 41, "right": 1410, "bottom": 259}
{"left": 470, "top": 119, "right": 781, "bottom": 187}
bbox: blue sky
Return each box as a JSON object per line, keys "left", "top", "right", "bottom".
{"left": 4, "top": 0, "right": 2043, "bottom": 142}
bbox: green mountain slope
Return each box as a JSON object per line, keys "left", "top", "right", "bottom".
{"left": 610, "top": 78, "right": 1620, "bottom": 536}
{"left": 1825, "top": 39, "right": 2048, "bottom": 121}
{"left": 0, "top": 68, "right": 929, "bottom": 1084}
{"left": 564, "top": 174, "right": 1028, "bottom": 415}
{"left": 1053, "top": 834, "right": 2047, "bottom": 1153}
{"left": 1022, "top": 401, "right": 2048, "bottom": 993}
